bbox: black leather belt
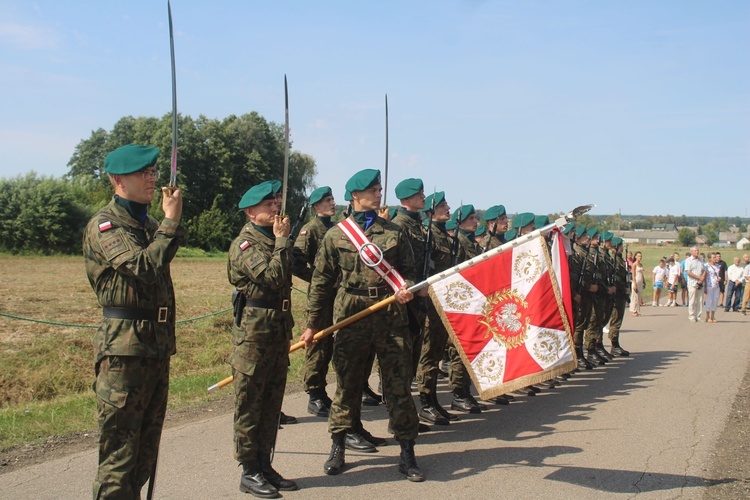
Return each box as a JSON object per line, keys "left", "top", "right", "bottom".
{"left": 344, "top": 286, "right": 391, "bottom": 298}
{"left": 103, "top": 306, "right": 170, "bottom": 323}
{"left": 246, "top": 298, "right": 290, "bottom": 312}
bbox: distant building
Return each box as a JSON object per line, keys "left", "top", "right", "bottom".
{"left": 737, "top": 238, "right": 750, "bottom": 250}
{"left": 613, "top": 230, "right": 678, "bottom": 245}
{"left": 651, "top": 224, "right": 677, "bottom": 232}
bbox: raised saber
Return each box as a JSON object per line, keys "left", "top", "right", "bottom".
{"left": 168, "top": 0, "right": 178, "bottom": 189}
{"left": 281, "top": 75, "right": 290, "bottom": 217}
{"left": 207, "top": 204, "right": 595, "bottom": 391}
{"left": 383, "top": 94, "right": 389, "bottom": 208}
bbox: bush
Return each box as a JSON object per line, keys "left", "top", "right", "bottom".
{"left": 0, "top": 173, "right": 91, "bottom": 254}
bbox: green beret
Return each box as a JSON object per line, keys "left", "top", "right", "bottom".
{"left": 562, "top": 222, "right": 575, "bottom": 235}
{"left": 445, "top": 219, "right": 457, "bottom": 231}
{"left": 483, "top": 205, "right": 506, "bottom": 221}
{"left": 344, "top": 190, "right": 352, "bottom": 202}
{"left": 612, "top": 236, "right": 623, "bottom": 246}
{"left": 388, "top": 207, "right": 398, "bottom": 220}
{"left": 587, "top": 228, "right": 599, "bottom": 238}
{"left": 345, "top": 169, "right": 381, "bottom": 193}
{"left": 239, "top": 180, "right": 282, "bottom": 209}
{"left": 575, "top": 226, "right": 588, "bottom": 238}
{"left": 104, "top": 144, "right": 159, "bottom": 175}
{"left": 309, "top": 186, "right": 332, "bottom": 206}
{"left": 512, "top": 212, "right": 535, "bottom": 229}
{"left": 475, "top": 225, "right": 487, "bottom": 237}
{"left": 601, "top": 231, "right": 614, "bottom": 242}
{"left": 534, "top": 215, "right": 550, "bottom": 228}
{"left": 505, "top": 228, "right": 517, "bottom": 241}
{"left": 395, "top": 178, "right": 423, "bottom": 200}
{"left": 421, "top": 191, "right": 446, "bottom": 212}
{"left": 450, "top": 204, "right": 475, "bottom": 223}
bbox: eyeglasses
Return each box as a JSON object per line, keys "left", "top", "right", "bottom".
{"left": 138, "top": 169, "right": 160, "bottom": 180}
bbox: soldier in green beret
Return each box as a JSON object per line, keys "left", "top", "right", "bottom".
{"left": 391, "top": 178, "right": 427, "bottom": 380}
{"left": 415, "top": 191, "right": 459, "bottom": 425}
{"left": 228, "top": 180, "right": 299, "bottom": 497}
{"left": 482, "top": 205, "right": 508, "bottom": 251}
{"left": 581, "top": 229, "right": 610, "bottom": 367}
{"left": 513, "top": 212, "right": 536, "bottom": 236}
{"left": 606, "top": 237, "right": 630, "bottom": 356}
{"left": 83, "top": 144, "right": 186, "bottom": 498}
{"left": 569, "top": 226, "right": 595, "bottom": 370}
{"left": 300, "top": 169, "right": 424, "bottom": 482}
{"left": 292, "top": 186, "right": 336, "bottom": 418}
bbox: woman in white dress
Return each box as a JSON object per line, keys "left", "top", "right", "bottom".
{"left": 630, "top": 251, "right": 645, "bottom": 316}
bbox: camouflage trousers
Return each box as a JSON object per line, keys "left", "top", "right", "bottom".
{"left": 303, "top": 333, "right": 334, "bottom": 395}
{"left": 585, "top": 295, "right": 612, "bottom": 350}
{"left": 416, "top": 300, "right": 448, "bottom": 395}
{"left": 232, "top": 341, "right": 289, "bottom": 464}
{"left": 93, "top": 355, "right": 170, "bottom": 500}
{"left": 573, "top": 293, "right": 594, "bottom": 348}
{"left": 405, "top": 299, "right": 427, "bottom": 380}
{"left": 608, "top": 295, "right": 628, "bottom": 342}
{"left": 329, "top": 312, "right": 418, "bottom": 441}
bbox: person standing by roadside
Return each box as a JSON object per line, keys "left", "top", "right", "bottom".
{"left": 724, "top": 256, "right": 744, "bottom": 312}
{"left": 83, "top": 144, "right": 186, "bottom": 499}
{"left": 716, "top": 252, "right": 728, "bottom": 308}
{"left": 652, "top": 259, "right": 667, "bottom": 306}
{"left": 629, "top": 251, "right": 645, "bottom": 316}
{"left": 685, "top": 246, "right": 706, "bottom": 322}
{"left": 666, "top": 257, "right": 681, "bottom": 306}
{"left": 704, "top": 253, "right": 722, "bottom": 323}
{"left": 741, "top": 254, "right": 750, "bottom": 315}
{"left": 680, "top": 251, "right": 690, "bottom": 306}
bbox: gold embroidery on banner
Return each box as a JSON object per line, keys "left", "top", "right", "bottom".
{"left": 473, "top": 351, "right": 504, "bottom": 385}
{"left": 443, "top": 281, "right": 474, "bottom": 311}
{"left": 478, "top": 290, "right": 530, "bottom": 349}
{"left": 532, "top": 329, "right": 562, "bottom": 364}
{"left": 513, "top": 249, "right": 542, "bottom": 284}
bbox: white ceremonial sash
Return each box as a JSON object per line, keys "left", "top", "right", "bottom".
{"left": 337, "top": 217, "right": 407, "bottom": 293}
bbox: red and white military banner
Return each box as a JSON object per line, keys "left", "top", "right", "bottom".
{"left": 429, "top": 235, "right": 576, "bottom": 399}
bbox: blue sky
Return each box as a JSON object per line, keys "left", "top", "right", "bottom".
{"left": 1, "top": 1, "right": 748, "bottom": 217}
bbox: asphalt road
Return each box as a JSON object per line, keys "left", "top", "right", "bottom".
{"left": 1, "top": 304, "right": 748, "bottom": 499}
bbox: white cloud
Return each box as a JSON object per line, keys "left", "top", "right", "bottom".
{"left": 0, "top": 22, "right": 58, "bottom": 50}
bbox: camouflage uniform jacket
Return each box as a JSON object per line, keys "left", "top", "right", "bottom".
{"left": 428, "top": 223, "right": 464, "bottom": 276}
{"left": 457, "top": 229, "right": 481, "bottom": 261}
{"left": 484, "top": 232, "right": 506, "bottom": 251}
{"left": 613, "top": 253, "right": 629, "bottom": 296}
{"left": 600, "top": 248, "right": 615, "bottom": 294}
{"left": 83, "top": 199, "right": 186, "bottom": 364}
{"left": 292, "top": 216, "right": 331, "bottom": 283}
{"left": 569, "top": 242, "right": 590, "bottom": 295}
{"left": 391, "top": 209, "right": 426, "bottom": 281}
{"left": 306, "top": 215, "right": 417, "bottom": 330}
{"left": 227, "top": 224, "right": 294, "bottom": 375}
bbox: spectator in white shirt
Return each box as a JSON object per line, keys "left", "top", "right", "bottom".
{"left": 704, "top": 253, "right": 721, "bottom": 322}
{"left": 666, "top": 258, "right": 681, "bottom": 307}
{"left": 685, "top": 246, "right": 706, "bottom": 322}
{"left": 724, "top": 256, "right": 744, "bottom": 312}
{"left": 652, "top": 259, "right": 667, "bottom": 306}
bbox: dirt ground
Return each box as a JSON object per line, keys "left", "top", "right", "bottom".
{"left": 1, "top": 371, "right": 749, "bottom": 498}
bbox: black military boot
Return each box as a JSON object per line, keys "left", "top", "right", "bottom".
{"left": 345, "top": 431, "right": 377, "bottom": 452}
{"left": 356, "top": 424, "right": 387, "bottom": 447}
{"left": 451, "top": 388, "right": 481, "bottom": 413}
{"left": 324, "top": 432, "right": 346, "bottom": 475}
{"left": 397, "top": 440, "right": 425, "bottom": 482}
{"left": 239, "top": 461, "right": 279, "bottom": 498}
{"left": 586, "top": 348, "right": 606, "bottom": 366}
{"left": 362, "top": 384, "right": 383, "bottom": 406}
{"left": 419, "top": 393, "right": 449, "bottom": 425}
{"left": 465, "top": 389, "right": 488, "bottom": 410}
{"left": 610, "top": 339, "right": 630, "bottom": 357}
{"left": 258, "top": 452, "right": 298, "bottom": 492}
{"left": 278, "top": 411, "right": 297, "bottom": 426}
{"left": 576, "top": 346, "right": 594, "bottom": 370}
{"left": 307, "top": 389, "right": 330, "bottom": 417}
{"left": 432, "top": 393, "right": 459, "bottom": 421}
{"left": 596, "top": 341, "right": 614, "bottom": 361}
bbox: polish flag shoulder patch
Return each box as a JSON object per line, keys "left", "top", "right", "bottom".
{"left": 98, "top": 221, "right": 113, "bottom": 232}
{"left": 239, "top": 241, "right": 251, "bottom": 251}
{"left": 299, "top": 230, "right": 307, "bottom": 236}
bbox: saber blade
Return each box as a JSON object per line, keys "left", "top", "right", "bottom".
{"left": 281, "top": 75, "right": 290, "bottom": 216}
{"left": 168, "top": 0, "right": 178, "bottom": 188}
{"left": 383, "top": 93, "right": 388, "bottom": 207}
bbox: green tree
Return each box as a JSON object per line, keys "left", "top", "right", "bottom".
{"left": 677, "top": 227, "right": 696, "bottom": 247}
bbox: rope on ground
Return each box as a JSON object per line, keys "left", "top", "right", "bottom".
{"left": 0, "top": 307, "right": 233, "bottom": 329}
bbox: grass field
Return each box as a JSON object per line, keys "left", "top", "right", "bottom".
{"left": 0, "top": 252, "right": 309, "bottom": 450}
{"left": 1, "top": 243, "right": 743, "bottom": 451}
